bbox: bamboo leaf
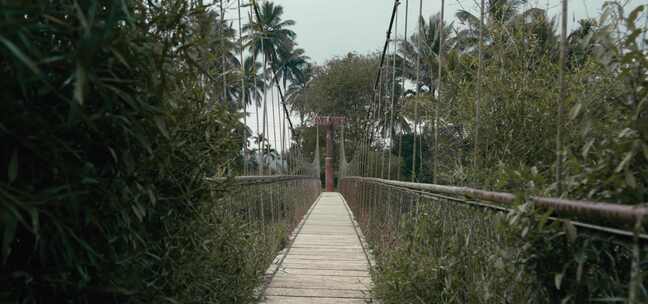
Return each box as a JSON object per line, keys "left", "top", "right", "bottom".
{"left": 148, "top": 188, "right": 156, "bottom": 206}
{"left": 554, "top": 273, "right": 564, "bottom": 290}
{"left": 111, "top": 48, "right": 130, "bottom": 68}
{"left": 0, "top": 36, "right": 41, "bottom": 75}
{"left": 582, "top": 139, "right": 595, "bottom": 158}
{"left": 627, "top": 5, "right": 644, "bottom": 26}
{"left": 615, "top": 152, "right": 634, "bottom": 173}
{"left": 8, "top": 149, "right": 18, "bottom": 183}
{"left": 74, "top": 63, "right": 86, "bottom": 105}
{"left": 2, "top": 212, "right": 17, "bottom": 265}
{"left": 569, "top": 102, "right": 582, "bottom": 120}
{"left": 132, "top": 203, "right": 146, "bottom": 222}
{"left": 625, "top": 169, "right": 637, "bottom": 189}
{"left": 564, "top": 221, "right": 577, "bottom": 243}
{"left": 154, "top": 116, "right": 170, "bottom": 139}
{"left": 29, "top": 208, "right": 39, "bottom": 241}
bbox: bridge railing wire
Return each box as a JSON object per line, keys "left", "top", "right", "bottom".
{"left": 209, "top": 175, "right": 320, "bottom": 232}
{"left": 207, "top": 175, "right": 320, "bottom": 284}
{"left": 340, "top": 176, "right": 647, "bottom": 303}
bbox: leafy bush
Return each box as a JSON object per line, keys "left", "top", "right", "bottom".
{"left": 0, "top": 0, "right": 317, "bottom": 302}
{"left": 341, "top": 179, "right": 647, "bottom": 304}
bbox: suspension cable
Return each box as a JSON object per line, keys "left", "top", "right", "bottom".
{"left": 271, "top": 84, "right": 279, "bottom": 174}
{"left": 363, "top": 0, "right": 401, "bottom": 179}
{"left": 280, "top": 111, "right": 285, "bottom": 175}
{"left": 238, "top": 0, "right": 247, "bottom": 175}
{"left": 387, "top": 6, "right": 398, "bottom": 180}
{"left": 434, "top": 0, "right": 445, "bottom": 184}
{"left": 220, "top": 0, "right": 227, "bottom": 104}
{"left": 474, "top": 0, "right": 484, "bottom": 183}
{"left": 412, "top": 0, "right": 422, "bottom": 182}
{"left": 374, "top": 0, "right": 402, "bottom": 94}
{"left": 397, "top": 0, "right": 409, "bottom": 182}
{"left": 556, "top": 0, "right": 568, "bottom": 195}
{"left": 360, "top": 0, "right": 403, "bottom": 180}
{"left": 248, "top": 8, "right": 262, "bottom": 175}
{"left": 381, "top": 65, "right": 389, "bottom": 179}
{"left": 280, "top": 94, "right": 287, "bottom": 174}
{"left": 254, "top": 63, "right": 262, "bottom": 175}
{"left": 262, "top": 39, "right": 270, "bottom": 175}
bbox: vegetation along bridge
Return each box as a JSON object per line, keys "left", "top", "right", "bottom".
{"left": 3, "top": 0, "right": 648, "bottom": 303}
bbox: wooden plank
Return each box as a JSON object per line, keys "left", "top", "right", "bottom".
{"left": 261, "top": 192, "right": 373, "bottom": 303}
{"left": 272, "top": 268, "right": 370, "bottom": 277}
{"left": 288, "top": 248, "right": 366, "bottom": 254}
{"left": 284, "top": 255, "right": 368, "bottom": 262}
{"left": 270, "top": 274, "right": 371, "bottom": 285}
{"left": 266, "top": 288, "right": 370, "bottom": 298}
{"left": 261, "top": 296, "right": 367, "bottom": 304}
{"left": 281, "top": 260, "right": 368, "bottom": 268}
{"left": 278, "top": 264, "right": 368, "bottom": 271}
{"left": 268, "top": 279, "right": 369, "bottom": 291}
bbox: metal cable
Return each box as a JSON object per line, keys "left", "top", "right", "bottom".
{"left": 412, "top": 0, "right": 422, "bottom": 182}
{"left": 434, "top": 0, "right": 445, "bottom": 184}
{"left": 238, "top": 0, "right": 247, "bottom": 175}
{"left": 388, "top": 6, "right": 398, "bottom": 180}
{"left": 262, "top": 39, "right": 270, "bottom": 175}
{"left": 556, "top": 0, "right": 568, "bottom": 194}
{"left": 254, "top": 52, "right": 262, "bottom": 175}
{"left": 473, "top": 0, "right": 484, "bottom": 182}
{"left": 220, "top": 0, "right": 227, "bottom": 104}
{"left": 381, "top": 66, "right": 389, "bottom": 179}
{"left": 397, "top": 0, "right": 409, "bottom": 182}
{"left": 270, "top": 83, "right": 279, "bottom": 174}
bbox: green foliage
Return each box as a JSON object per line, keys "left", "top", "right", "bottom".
{"left": 342, "top": 2, "right": 648, "bottom": 303}
{"left": 156, "top": 179, "right": 319, "bottom": 304}
{"left": 0, "top": 0, "right": 316, "bottom": 302}
{"left": 349, "top": 182, "right": 540, "bottom": 303}
{"left": 563, "top": 4, "right": 648, "bottom": 203}
{"left": 389, "top": 2, "right": 648, "bottom": 205}
{"left": 293, "top": 53, "right": 379, "bottom": 149}
{"left": 341, "top": 179, "right": 647, "bottom": 303}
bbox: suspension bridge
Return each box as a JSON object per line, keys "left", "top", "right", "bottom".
{"left": 229, "top": 0, "right": 648, "bottom": 303}
{"left": 242, "top": 117, "right": 646, "bottom": 303}
{"left": 4, "top": 0, "right": 646, "bottom": 302}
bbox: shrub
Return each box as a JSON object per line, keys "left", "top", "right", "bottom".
{"left": 0, "top": 0, "right": 305, "bottom": 302}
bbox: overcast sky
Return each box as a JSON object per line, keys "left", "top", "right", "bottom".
{"left": 269, "top": 0, "right": 645, "bottom": 64}
{"left": 231, "top": 0, "right": 645, "bottom": 151}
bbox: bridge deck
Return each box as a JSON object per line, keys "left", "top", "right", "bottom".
{"left": 261, "top": 192, "right": 372, "bottom": 303}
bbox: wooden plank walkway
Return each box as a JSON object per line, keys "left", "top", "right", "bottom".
{"left": 260, "top": 192, "right": 372, "bottom": 304}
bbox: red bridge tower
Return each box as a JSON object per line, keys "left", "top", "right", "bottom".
{"left": 314, "top": 116, "right": 345, "bottom": 192}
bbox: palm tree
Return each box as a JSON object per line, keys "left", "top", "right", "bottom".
{"left": 454, "top": 0, "right": 557, "bottom": 57}
{"left": 398, "top": 14, "right": 454, "bottom": 94}
{"left": 243, "top": 1, "right": 296, "bottom": 66}
{"left": 208, "top": 11, "right": 241, "bottom": 107}
{"left": 276, "top": 43, "right": 310, "bottom": 91}
{"left": 285, "top": 62, "right": 314, "bottom": 124}
{"left": 187, "top": 10, "right": 240, "bottom": 108}
{"left": 455, "top": 0, "right": 529, "bottom": 28}
{"left": 243, "top": 1, "right": 299, "bottom": 165}
{"left": 233, "top": 56, "right": 265, "bottom": 107}
{"left": 567, "top": 18, "right": 599, "bottom": 67}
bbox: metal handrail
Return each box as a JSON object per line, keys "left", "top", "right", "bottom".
{"left": 341, "top": 176, "right": 647, "bottom": 229}
{"left": 207, "top": 175, "right": 320, "bottom": 186}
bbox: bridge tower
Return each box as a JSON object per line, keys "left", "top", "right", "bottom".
{"left": 314, "top": 116, "right": 345, "bottom": 192}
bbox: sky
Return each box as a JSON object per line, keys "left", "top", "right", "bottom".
{"left": 271, "top": 0, "right": 645, "bottom": 64}
{"left": 228, "top": 0, "right": 646, "bottom": 152}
